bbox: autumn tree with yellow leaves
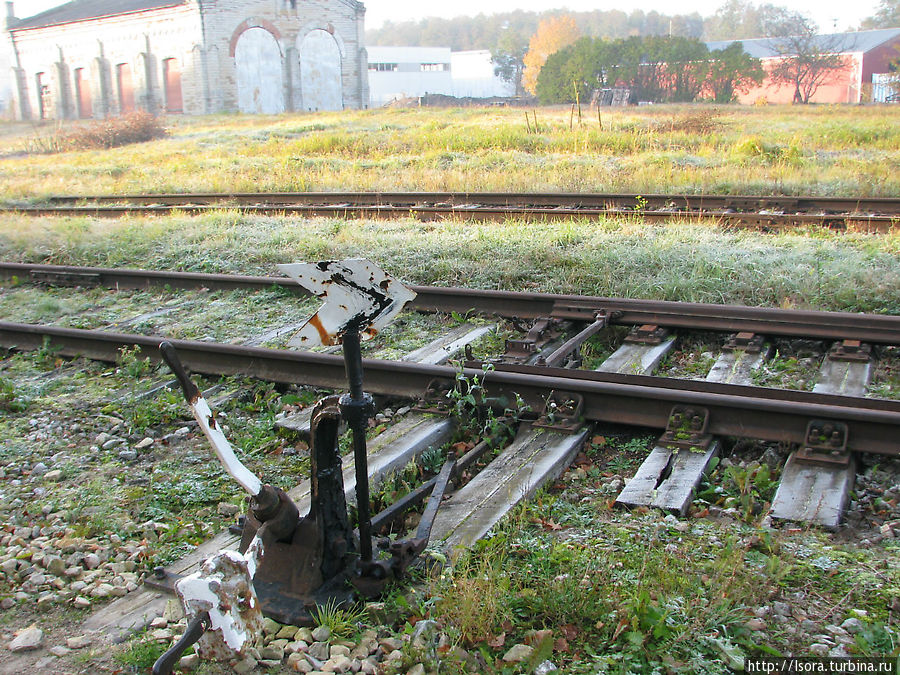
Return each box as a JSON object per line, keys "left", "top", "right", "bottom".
{"left": 522, "top": 15, "right": 581, "bottom": 96}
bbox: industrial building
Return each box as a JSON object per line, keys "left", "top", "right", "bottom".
{"left": 1, "top": 0, "right": 369, "bottom": 120}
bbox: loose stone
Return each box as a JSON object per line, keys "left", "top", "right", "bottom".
{"left": 330, "top": 644, "right": 351, "bottom": 658}
{"left": 276, "top": 624, "right": 300, "bottom": 640}
{"left": 66, "top": 635, "right": 91, "bottom": 649}
{"left": 9, "top": 624, "right": 43, "bottom": 652}
{"left": 312, "top": 625, "right": 331, "bottom": 642}
{"left": 232, "top": 656, "right": 258, "bottom": 674}
{"left": 179, "top": 653, "right": 199, "bottom": 670}
{"left": 503, "top": 644, "right": 534, "bottom": 663}
{"left": 308, "top": 641, "right": 330, "bottom": 660}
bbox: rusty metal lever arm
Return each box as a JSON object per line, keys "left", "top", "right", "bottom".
{"left": 152, "top": 611, "right": 210, "bottom": 675}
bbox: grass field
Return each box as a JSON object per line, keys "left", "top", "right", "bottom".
{"left": 1, "top": 104, "right": 899, "bottom": 199}
{"left": 1, "top": 105, "right": 899, "bottom": 674}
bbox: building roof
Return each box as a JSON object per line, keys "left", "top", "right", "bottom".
{"left": 11, "top": 0, "right": 186, "bottom": 30}
{"left": 706, "top": 27, "right": 900, "bottom": 58}
{"left": 367, "top": 46, "right": 452, "bottom": 63}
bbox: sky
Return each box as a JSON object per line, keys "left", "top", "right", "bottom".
{"left": 18, "top": 0, "right": 883, "bottom": 33}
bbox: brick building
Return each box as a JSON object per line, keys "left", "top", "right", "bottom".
{"left": 707, "top": 28, "right": 900, "bottom": 104}
{"left": 2, "top": 0, "right": 368, "bottom": 120}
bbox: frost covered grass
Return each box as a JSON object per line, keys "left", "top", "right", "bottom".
{"left": 0, "top": 104, "right": 899, "bottom": 199}
{"left": 2, "top": 212, "right": 899, "bottom": 315}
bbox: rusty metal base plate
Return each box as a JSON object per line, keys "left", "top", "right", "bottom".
{"left": 658, "top": 432, "right": 714, "bottom": 453}
{"left": 794, "top": 447, "right": 852, "bottom": 467}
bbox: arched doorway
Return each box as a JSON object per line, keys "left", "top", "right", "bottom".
{"left": 299, "top": 29, "right": 342, "bottom": 111}
{"left": 162, "top": 58, "right": 183, "bottom": 113}
{"left": 234, "top": 27, "right": 284, "bottom": 114}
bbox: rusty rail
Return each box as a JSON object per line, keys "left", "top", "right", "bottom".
{"left": 2, "top": 263, "right": 900, "bottom": 344}
{"left": 29, "top": 191, "right": 900, "bottom": 215}
{"left": 2, "top": 191, "right": 898, "bottom": 229}
{"left": 2, "top": 321, "right": 899, "bottom": 456}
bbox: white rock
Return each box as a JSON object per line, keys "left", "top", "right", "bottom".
{"left": 322, "top": 655, "right": 352, "bottom": 673}
{"left": 66, "top": 635, "right": 91, "bottom": 649}
{"left": 9, "top": 625, "right": 43, "bottom": 652}
{"left": 312, "top": 625, "right": 331, "bottom": 642}
{"left": 179, "top": 653, "right": 199, "bottom": 670}
{"left": 232, "top": 656, "right": 258, "bottom": 674}
{"left": 503, "top": 644, "right": 534, "bottom": 663}
{"left": 841, "top": 617, "right": 864, "bottom": 634}
{"left": 287, "top": 653, "right": 313, "bottom": 673}
{"left": 330, "top": 644, "right": 351, "bottom": 658}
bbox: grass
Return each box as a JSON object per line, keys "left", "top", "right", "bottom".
{"left": 2, "top": 215, "right": 899, "bottom": 316}
{"left": 310, "top": 598, "right": 368, "bottom": 640}
{"left": 114, "top": 633, "right": 168, "bottom": 670}
{"left": 1, "top": 104, "right": 899, "bottom": 199}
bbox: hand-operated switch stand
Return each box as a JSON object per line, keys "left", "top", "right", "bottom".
{"left": 154, "top": 260, "right": 441, "bottom": 675}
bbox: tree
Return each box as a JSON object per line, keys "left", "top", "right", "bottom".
{"left": 522, "top": 15, "right": 581, "bottom": 96}
{"left": 535, "top": 37, "right": 625, "bottom": 103}
{"left": 706, "top": 42, "right": 765, "bottom": 101}
{"left": 536, "top": 35, "right": 744, "bottom": 104}
{"left": 664, "top": 37, "right": 713, "bottom": 101}
{"left": 861, "top": 0, "right": 900, "bottom": 29}
{"left": 492, "top": 29, "right": 529, "bottom": 96}
{"left": 766, "top": 13, "right": 850, "bottom": 103}
{"left": 704, "top": 0, "right": 801, "bottom": 40}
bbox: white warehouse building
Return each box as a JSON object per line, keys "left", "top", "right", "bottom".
{"left": 367, "top": 46, "right": 514, "bottom": 107}
{"left": 367, "top": 46, "right": 451, "bottom": 107}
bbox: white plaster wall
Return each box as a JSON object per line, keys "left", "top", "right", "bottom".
{"left": 367, "top": 47, "right": 453, "bottom": 107}
{"left": 7, "top": 4, "right": 203, "bottom": 119}
{"left": 200, "top": 0, "right": 366, "bottom": 112}
{"left": 4, "top": 0, "right": 367, "bottom": 119}
{"left": 298, "top": 28, "right": 342, "bottom": 111}
{"left": 235, "top": 26, "right": 285, "bottom": 113}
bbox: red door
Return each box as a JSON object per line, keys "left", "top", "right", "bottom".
{"left": 75, "top": 68, "right": 92, "bottom": 118}
{"left": 117, "top": 63, "right": 134, "bottom": 113}
{"left": 163, "top": 58, "right": 183, "bottom": 113}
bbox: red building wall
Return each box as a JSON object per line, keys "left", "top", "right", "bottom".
{"left": 734, "top": 53, "right": 863, "bottom": 104}
{"left": 731, "top": 35, "right": 900, "bottom": 104}
{"left": 862, "top": 38, "right": 900, "bottom": 83}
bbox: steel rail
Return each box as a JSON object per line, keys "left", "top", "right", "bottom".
{"left": 3, "top": 203, "right": 896, "bottom": 230}
{"left": 34, "top": 191, "right": 900, "bottom": 215}
{"left": 2, "top": 262, "right": 900, "bottom": 345}
{"left": 1, "top": 321, "right": 899, "bottom": 456}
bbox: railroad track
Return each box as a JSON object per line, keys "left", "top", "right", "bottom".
{"left": 3, "top": 191, "right": 899, "bottom": 230}
{"left": 2, "top": 263, "right": 899, "bottom": 470}
{"left": 3, "top": 262, "right": 899, "bottom": 343}
{"left": 3, "top": 261, "right": 900, "bottom": 641}
{"left": 1, "top": 319, "right": 897, "bottom": 456}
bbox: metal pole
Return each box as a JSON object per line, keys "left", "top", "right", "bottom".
{"left": 339, "top": 328, "right": 375, "bottom": 563}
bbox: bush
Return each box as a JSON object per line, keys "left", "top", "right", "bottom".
{"left": 58, "top": 111, "right": 168, "bottom": 151}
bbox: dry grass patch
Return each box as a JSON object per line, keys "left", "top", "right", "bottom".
{"left": 28, "top": 111, "right": 167, "bottom": 154}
